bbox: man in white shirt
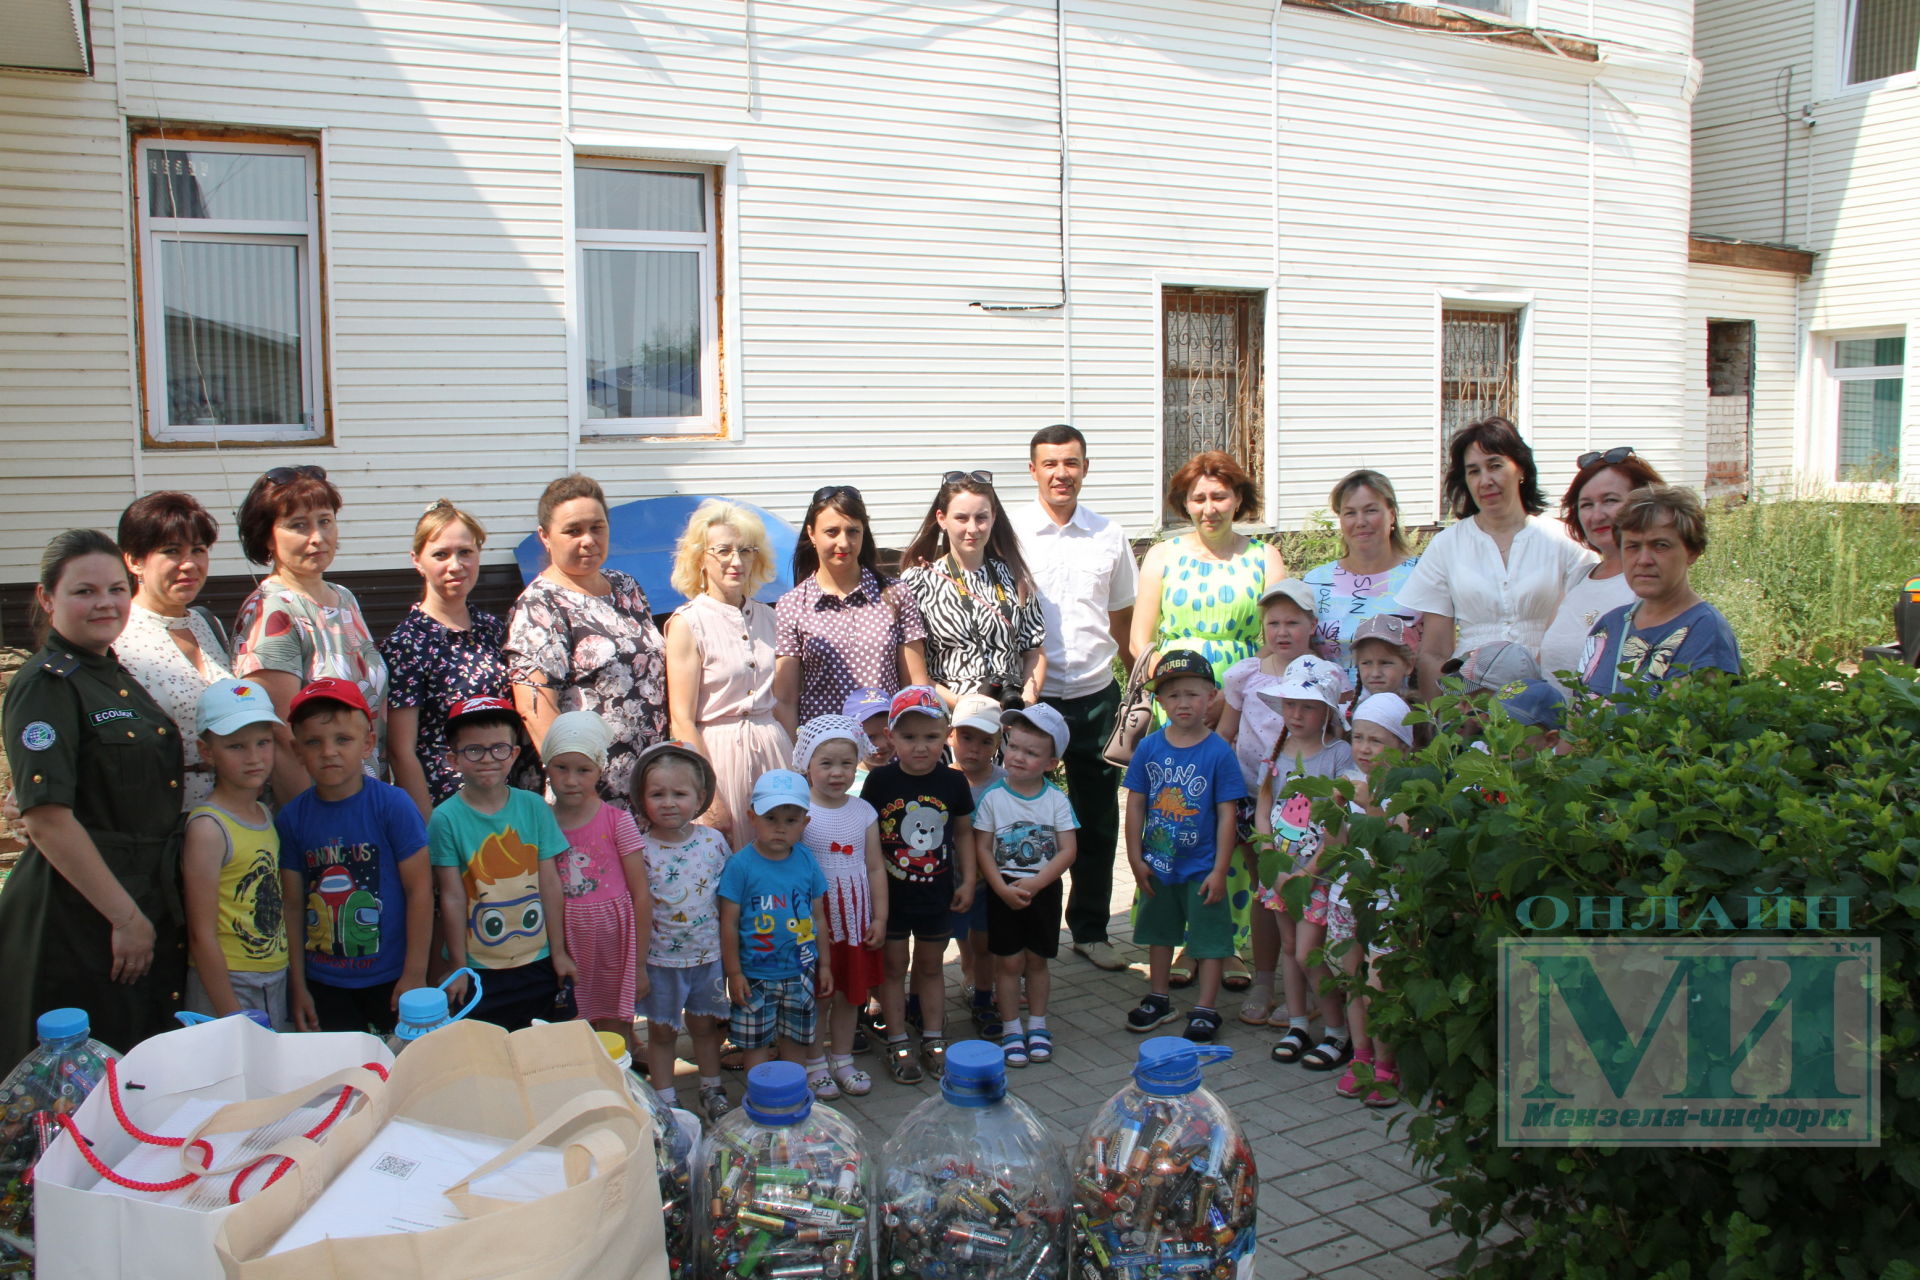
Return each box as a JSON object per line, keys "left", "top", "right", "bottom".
{"left": 1013, "top": 424, "right": 1138, "bottom": 970}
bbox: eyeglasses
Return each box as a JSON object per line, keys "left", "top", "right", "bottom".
{"left": 943, "top": 470, "right": 993, "bottom": 487}
{"left": 452, "top": 742, "right": 517, "bottom": 762}
{"left": 1577, "top": 446, "right": 1636, "bottom": 469}
{"left": 812, "top": 484, "right": 861, "bottom": 504}
{"left": 706, "top": 545, "right": 761, "bottom": 562}
{"left": 264, "top": 465, "right": 327, "bottom": 486}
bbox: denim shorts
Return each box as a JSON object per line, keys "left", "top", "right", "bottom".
{"left": 638, "top": 960, "right": 729, "bottom": 1031}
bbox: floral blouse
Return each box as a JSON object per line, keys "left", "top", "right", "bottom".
{"left": 114, "top": 603, "right": 234, "bottom": 810}
{"left": 504, "top": 569, "right": 667, "bottom": 807}
{"left": 381, "top": 604, "right": 509, "bottom": 805}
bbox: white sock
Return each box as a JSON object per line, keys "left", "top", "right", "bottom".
{"left": 1027, "top": 1014, "right": 1048, "bottom": 1032}
{"left": 1289, "top": 1016, "right": 1310, "bottom": 1031}
{"left": 1004, "top": 1017, "right": 1024, "bottom": 1038}
{"left": 655, "top": 1086, "right": 678, "bottom": 1106}
{"left": 699, "top": 1075, "right": 723, "bottom": 1090}
{"left": 829, "top": 1053, "right": 855, "bottom": 1070}
{"left": 1324, "top": 1024, "right": 1349, "bottom": 1043}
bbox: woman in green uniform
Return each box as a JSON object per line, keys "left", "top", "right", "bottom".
{"left": 0, "top": 530, "right": 186, "bottom": 1065}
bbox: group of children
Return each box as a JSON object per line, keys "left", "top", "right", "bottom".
{"left": 181, "top": 588, "right": 1561, "bottom": 1120}
{"left": 178, "top": 665, "right": 1086, "bottom": 1121}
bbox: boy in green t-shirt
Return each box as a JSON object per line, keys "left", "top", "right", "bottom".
{"left": 428, "top": 697, "right": 574, "bottom": 1029}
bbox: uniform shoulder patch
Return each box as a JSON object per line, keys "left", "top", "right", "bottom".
{"left": 38, "top": 652, "right": 79, "bottom": 678}
{"left": 20, "top": 721, "right": 57, "bottom": 752}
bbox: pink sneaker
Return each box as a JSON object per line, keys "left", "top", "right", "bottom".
{"left": 1336, "top": 1054, "right": 1375, "bottom": 1099}
{"left": 1363, "top": 1066, "right": 1401, "bottom": 1109}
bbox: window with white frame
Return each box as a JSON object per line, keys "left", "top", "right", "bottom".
{"left": 1846, "top": 0, "right": 1919, "bottom": 84}
{"left": 1441, "top": 0, "right": 1515, "bottom": 16}
{"left": 134, "top": 134, "right": 325, "bottom": 443}
{"left": 576, "top": 159, "right": 721, "bottom": 436}
{"left": 1830, "top": 332, "right": 1905, "bottom": 482}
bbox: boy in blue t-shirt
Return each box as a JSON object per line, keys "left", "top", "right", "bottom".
{"left": 276, "top": 678, "right": 432, "bottom": 1034}
{"left": 719, "top": 770, "right": 833, "bottom": 1074}
{"left": 1122, "top": 650, "right": 1248, "bottom": 1043}
{"left": 428, "top": 696, "right": 574, "bottom": 1031}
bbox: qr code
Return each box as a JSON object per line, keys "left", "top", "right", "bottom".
{"left": 371, "top": 1152, "right": 419, "bottom": 1180}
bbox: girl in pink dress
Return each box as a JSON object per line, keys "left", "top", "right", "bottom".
{"left": 542, "top": 710, "right": 653, "bottom": 1050}
{"left": 665, "top": 501, "right": 795, "bottom": 849}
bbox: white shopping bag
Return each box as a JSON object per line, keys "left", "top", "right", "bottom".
{"left": 34, "top": 1015, "right": 392, "bottom": 1280}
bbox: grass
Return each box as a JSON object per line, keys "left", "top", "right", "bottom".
{"left": 1693, "top": 489, "right": 1916, "bottom": 668}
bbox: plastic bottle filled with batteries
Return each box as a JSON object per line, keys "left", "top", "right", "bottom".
{"left": 694, "top": 1061, "right": 872, "bottom": 1280}
{"left": 0, "top": 1008, "right": 118, "bottom": 1269}
{"left": 877, "top": 1038, "right": 1070, "bottom": 1278}
{"left": 1071, "top": 1038, "right": 1258, "bottom": 1280}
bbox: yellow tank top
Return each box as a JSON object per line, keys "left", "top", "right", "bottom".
{"left": 187, "top": 802, "right": 288, "bottom": 972}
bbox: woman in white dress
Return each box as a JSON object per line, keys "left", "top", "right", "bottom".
{"left": 113, "top": 492, "right": 234, "bottom": 809}
{"left": 1536, "top": 447, "right": 1667, "bottom": 685}
{"left": 1398, "top": 417, "right": 1594, "bottom": 699}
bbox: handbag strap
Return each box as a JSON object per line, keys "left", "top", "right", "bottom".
{"left": 443, "top": 1089, "right": 642, "bottom": 1215}
{"left": 173, "top": 1062, "right": 391, "bottom": 1177}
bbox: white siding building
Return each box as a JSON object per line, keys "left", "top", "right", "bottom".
{"left": 1691, "top": 0, "right": 1919, "bottom": 497}
{"left": 1, "top": 0, "right": 1703, "bottom": 618}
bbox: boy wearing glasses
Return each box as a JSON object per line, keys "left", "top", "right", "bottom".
{"left": 428, "top": 696, "right": 576, "bottom": 1030}
{"left": 276, "top": 678, "right": 433, "bottom": 1033}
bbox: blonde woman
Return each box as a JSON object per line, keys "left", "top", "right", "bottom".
{"left": 665, "top": 500, "right": 794, "bottom": 848}
{"left": 383, "top": 500, "right": 511, "bottom": 819}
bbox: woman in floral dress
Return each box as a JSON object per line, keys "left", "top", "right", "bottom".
{"left": 505, "top": 474, "right": 668, "bottom": 808}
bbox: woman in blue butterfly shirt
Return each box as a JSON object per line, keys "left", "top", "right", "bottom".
{"left": 1579, "top": 484, "right": 1741, "bottom": 695}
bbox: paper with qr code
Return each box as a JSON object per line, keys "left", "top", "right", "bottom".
{"left": 268, "top": 1117, "right": 566, "bottom": 1254}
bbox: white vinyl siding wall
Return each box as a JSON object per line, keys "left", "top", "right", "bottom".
{"left": 1685, "top": 262, "right": 1803, "bottom": 495}
{"left": 0, "top": 0, "right": 1698, "bottom": 583}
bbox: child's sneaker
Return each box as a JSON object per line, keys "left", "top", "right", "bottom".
{"left": 1126, "top": 993, "right": 1178, "bottom": 1033}
{"left": 1182, "top": 1007, "right": 1223, "bottom": 1043}
{"left": 698, "top": 1083, "right": 732, "bottom": 1123}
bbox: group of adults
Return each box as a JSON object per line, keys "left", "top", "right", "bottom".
{"left": 0, "top": 416, "right": 1739, "bottom": 1063}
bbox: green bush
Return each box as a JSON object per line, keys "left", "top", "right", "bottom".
{"left": 1326, "top": 659, "right": 1920, "bottom": 1279}
{"left": 1693, "top": 496, "right": 1916, "bottom": 668}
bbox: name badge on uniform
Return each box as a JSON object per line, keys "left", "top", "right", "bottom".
{"left": 91, "top": 708, "right": 137, "bottom": 726}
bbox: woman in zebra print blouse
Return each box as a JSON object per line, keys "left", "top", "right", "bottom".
{"left": 899, "top": 471, "right": 1047, "bottom": 710}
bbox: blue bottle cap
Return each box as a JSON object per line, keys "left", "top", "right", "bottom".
{"left": 1133, "top": 1037, "right": 1233, "bottom": 1096}
{"left": 394, "top": 986, "right": 451, "bottom": 1040}
{"left": 940, "top": 1040, "right": 1007, "bottom": 1108}
{"left": 36, "top": 1008, "right": 89, "bottom": 1043}
{"left": 742, "top": 1061, "right": 814, "bottom": 1125}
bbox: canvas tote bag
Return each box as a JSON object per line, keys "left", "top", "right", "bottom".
{"left": 34, "top": 1016, "right": 392, "bottom": 1280}
{"left": 211, "top": 1018, "right": 666, "bottom": 1280}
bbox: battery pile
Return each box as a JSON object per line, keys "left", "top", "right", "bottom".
{"left": 878, "top": 1156, "right": 1064, "bottom": 1278}
{"left": 702, "top": 1129, "right": 872, "bottom": 1279}
{"left": 1070, "top": 1095, "right": 1257, "bottom": 1279}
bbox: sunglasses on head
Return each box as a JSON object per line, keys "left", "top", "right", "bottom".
{"left": 942, "top": 470, "right": 993, "bottom": 487}
{"left": 1577, "top": 446, "right": 1636, "bottom": 469}
{"left": 264, "top": 465, "right": 327, "bottom": 486}
{"left": 812, "top": 484, "right": 861, "bottom": 505}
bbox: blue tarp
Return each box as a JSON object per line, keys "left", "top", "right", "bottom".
{"left": 512, "top": 495, "right": 799, "bottom": 612}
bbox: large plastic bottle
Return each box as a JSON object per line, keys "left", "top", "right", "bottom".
{"left": 694, "top": 1061, "right": 871, "bottom": 1280}
{"left": 0, "top": 1009, "right": 119, "bottom": 1269}
{"left": 384, "top": 968, "right": 481, "bottom": 1052}
{"left": 1072, "top": 1038, "right": 1258, "bottom": 1280}
{"left": 594, "top": 1032, "right": 695, "bottom": 1279}
{"left": 878, "top": 1038, "right": 1070, "bottom": 1279}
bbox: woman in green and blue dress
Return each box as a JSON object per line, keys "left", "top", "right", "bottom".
{"left": 1130, "top": 451, "right": 1288, "bottom": 985}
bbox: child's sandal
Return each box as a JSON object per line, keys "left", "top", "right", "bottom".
{"left": 1334, "top": 1063, "right": 1365, "bottom": 1099}
{"left": 1270, "top": 1027, "right": 1312, "bottom": 1064}
{"left": 1237, "top": 993, "right": 1277, "bottom": 1026}
{"left": 1000, "top": 1031, "right": 1029, "bottom": 1068}
{"left": 831, "top": 1062, "right": 872, "bottom": 1097}
{"left": 1025, "top": 1028, "right": 1052, "bottom": 1063}
{"left": 887, "top": 1039, "right": 923, "bottom": 1085}
{"left": 920, "top": 1035, "right": 948, "bottom": 1080}
{"left": 1364, "top": 1066, "right": 1401, "bottom": 1109}
{"left": 1301, "top": 1034, "right": 1353, "bottom": 1071}
{"left": 807, "top": 1068, "right": 841, "bottom": 1101}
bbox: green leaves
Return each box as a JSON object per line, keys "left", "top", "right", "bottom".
{"left": 1348, "top": 654, "right": 1920, "bottom": 1277}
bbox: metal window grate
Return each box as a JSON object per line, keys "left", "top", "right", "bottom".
{"left": 1440, "top": 308, "right": 1518, "bottom": 454}
{"left": 1162, "top": 288, "right": 1265, "bottom": 517}
{"left": 1849, "top": 0, "right": 1920, "bottom": 83}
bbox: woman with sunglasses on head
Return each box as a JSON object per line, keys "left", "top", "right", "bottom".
{"left": 664, "top": 500, "right": 793, "bottom": 848}
{"left": 899, "top": 471, "right": 1046, "bottom": 711}
{"left": 382, "top": 500, "right": 513, "bottom": 820}
{"left": 1398, "top": 418, "right": 1595, "bottom": 700}
{"left": 112, "top": 491, "right": 235, "bottom": 810}
{"left": 505, "top": 474, "right": 667, "bottom": 809}
{"left": 231, "top": 465, "right": 390, "bottom": 801}
{"left": 1537, "top": 447, "right": 1667, "bottom": 687}
{"left": 774, "top": 485, "right": 930, "bottom": 732}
